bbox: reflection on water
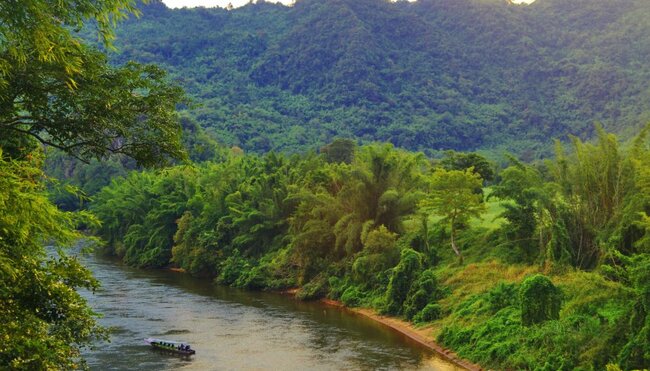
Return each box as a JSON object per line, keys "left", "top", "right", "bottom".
{"left": 80, "top": 254, "right": 463, "bottom": 370}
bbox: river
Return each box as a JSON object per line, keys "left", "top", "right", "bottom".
{"left": 81, "top": 254, "right": 463, "bottom": 370}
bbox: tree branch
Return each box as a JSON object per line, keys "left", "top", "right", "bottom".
{"left": 5, "top": 126, "right": 93, "bottom": 163}
{"left": 1, "top": 115, "right": 35, "bottom": 127}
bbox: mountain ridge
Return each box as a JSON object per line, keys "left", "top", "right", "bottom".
{"left": 110, "top": 0, "right": 650, "bottom": 157}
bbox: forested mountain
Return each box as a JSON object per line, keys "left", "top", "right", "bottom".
{"left": 108, "top": 0, "right": 650, "bottom": 157}
{"left": 14, "top": 1, "right": 650, "bottom": 369}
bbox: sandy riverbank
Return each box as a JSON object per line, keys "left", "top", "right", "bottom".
{"left": 319, "top": 299, "right": 482, "bottom": 371}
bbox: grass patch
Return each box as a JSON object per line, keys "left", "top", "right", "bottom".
{"left": 427, "top": 261, "right": 636, "bottom": 370}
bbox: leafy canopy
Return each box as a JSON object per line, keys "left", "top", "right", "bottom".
{"left": 0, "top": 0, "right": 186, "bottom": 368}
{"left": 421, "top": 168, "right": 485, "bottom": 261}
{"left": 0, "top": 0, "right": 139, "bottom": 79}
{"left": 0, "top": 0, "right": 186, "bottom": 166}
{"left": 0, "top": 150, "right": 106, "bottom": 369}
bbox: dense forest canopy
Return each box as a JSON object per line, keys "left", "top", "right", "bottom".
{"left": 83, "top": 3, "right": 650, "bottom": 368}
{"left": 93, "top": 127, "right": 650, "bottom": 369}
{"left": 6, "top": 0, "right": 650, "bottom": 369}
{"left": 104, "top": 0, "right": 650, "bottom": 157}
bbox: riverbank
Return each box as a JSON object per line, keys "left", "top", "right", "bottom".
{"left": 85, "top": 254, "right": 458, "bottom": 370}
{"left": 169, "top": 268, "right": 478, "bottom": 369}
{"left": 200, "top": 277, "right": 481, "bottom": 369}
{"left": 319, "top": 299, "right": 482, "bottom": 371}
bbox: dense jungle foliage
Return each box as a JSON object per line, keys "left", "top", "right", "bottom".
{"left": 102, "top": 0, "right": 650, "bottom": 157}
{"left": 0, "top": 0, "right": 185, "bottom": 368}
{"left": 6, "top": 0, "right": 650, "bottom": 369}
{"left": 94, "top": 128, "right": 650, "bottom": 370}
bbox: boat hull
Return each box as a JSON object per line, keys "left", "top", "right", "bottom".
{"left": 144, "top": 338, "right": 196, "bottom": 355}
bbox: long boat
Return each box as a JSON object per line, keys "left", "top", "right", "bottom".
{"left": 144, "top": 338, "right": 196, "bottom": 355}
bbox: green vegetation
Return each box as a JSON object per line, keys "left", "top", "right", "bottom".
{"left": 0, "top": 0, "right": 185, "bottom": 368}
{"left": 99, "top": 0, "right": 650, "bottom": 157}
{"left": 94, "top": 127, "right": 650, "bottom": 369}
{"left": 519, "top": 274, "right": 562, "bottom": 326}
{"left": 5, "top": 0, "right": 650, "bottom": 369}
{"left": 0, "top": 150, "right": 105, "bottom": 369}
{"left": 422, "top": 168, "right": 486, "bottom": 262}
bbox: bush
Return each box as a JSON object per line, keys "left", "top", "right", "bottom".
{"left": 486, "top": 282, "right": 519, "bottom": 313}
{"left": 438, "top": 307, "right": 522, "bottom": 368}
{"left": 385, "top": 248, "right": 422, "bottom": 315}
{"left": 235, "top": 265, "right": 266, "bottom": 289}
{"left": 216, "top": 249, "right": 248, "bottom": 285}
{"left": 362, "top": 225, "right": 398, "bottom": 254}
{"left": 619, "top": 255, "right": 650, "bottom": 369}
{"left": 341, "top": 286, "right": 363, "bottom": 307}
{"left": 253, "top": 247, "right": 298, "bottom": 290}
{"left": 297, "top": 274, "right": 328, "bottom": 300}
{"left": 413, "top": 303, "right": 441, "bottom": 323}
{"left": 352, "top": 226, "right": 400, "bottom": 290}
{"left": 403, "top": 269, "right": 439, "bottom": 320}
{"left": 519, "top": 274, "right": 562, "bottom": 326}
{"left": 352, "top": 255, "right": 384, "bottom": 285}
{"left": 328, "top": 276, "right": 348, "bottom": 300}
{"left": 438, "top": 268, "right": 634, "bottom": 370}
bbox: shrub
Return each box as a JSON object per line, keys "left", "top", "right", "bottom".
{"left": 352, "top": 255, "right": 383, "bottom": 285}
{"left": 619, "top": 255, "right": 650, "bottom": 369}
{"left": 297, "top": 274, "right": 328, "bottom": 300}
{"left": 341, "top": 286, "right": 363, "bottom": 307}
{"left": 486, "top": 282, "right": 519, "bottom": 313}
{"left": 519, "top": 274, "right": 562, "bottom": 326}
{"left": 385, "top": 248, "right": 422, "bottom": 315}
{"left": 413, "top": 303, "right": 441, "bottom": 323}
{"left": 235, "top": 265, "right": 266, "bottom": 289}
{"left": 403, "top": 269, "right": 439, "bottom": 320}
{"left": 328, "top": 276, "right": 348, "bottom": 300}
{"left": 438, "top": 307, "right": 522, "bottom": 368}
{"left": 216, "top": 249, "right": 248, "bottom": 285}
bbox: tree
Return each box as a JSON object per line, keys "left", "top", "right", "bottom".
{"left": 1, "top": 0, "right": 186, "bottom": 166}
{"left": 0, "top": 0, "right": 139, "bottom": 81}
{"left": 385, "top": 248, "right": 422, "bottom": 315}
{"left": 320, "top": 138, "right": 356, "bottom": 164}
{"left": 421, "top": 168, "right": 485, "bottom": 262}
{"left": 548, "top": 126, "right": 636, "bottom": 269}
{"left": 0, "top": 150, "right": 106, "bottom": 369}
{"left": 440, "top": 151, "right": 495, "bottom": 183}
{"left": 490, "top": 157, "right": 547, "bottom": 262}
{"left": 1, "top": 45, "right": 185, "bottom": 167}
{"left": 291, "top": 144, "right": 425, "bottom": 269}
{"left": 0, "top": 0, "right": 186, "bottom": 368}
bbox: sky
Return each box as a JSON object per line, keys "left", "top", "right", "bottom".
{"left": 162, "top": 0, "right": 535, "bottom": 9}
{"left": 162, "top": 0, "right": 284, "bottom": 8}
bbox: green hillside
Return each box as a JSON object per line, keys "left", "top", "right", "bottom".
{"left": 7, "top": 0, "right": 650, "bottom": 368}
{"left": 109, "top": 0, "right": 650, "bottom": 156}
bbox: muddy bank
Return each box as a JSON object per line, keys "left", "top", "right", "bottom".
{"left": 319, "top": 299, "right": 482, "bottom": 371}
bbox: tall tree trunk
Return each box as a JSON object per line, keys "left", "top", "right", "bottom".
{"left": 421, "top": 214, "right": 430, "bottom": 254}
{"left": 450, "top": 221, "right": 463, "bottom": 263}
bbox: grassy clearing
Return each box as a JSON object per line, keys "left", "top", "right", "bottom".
{"left": 422, "top": 259, "right": 636, "bottom": 370}
{"left": 471, "top": 194, "right": 509, "bottom": 230}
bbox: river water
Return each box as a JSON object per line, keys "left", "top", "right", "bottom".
{"left": 81, "top": 254, "right": 462, "bottom": 370}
